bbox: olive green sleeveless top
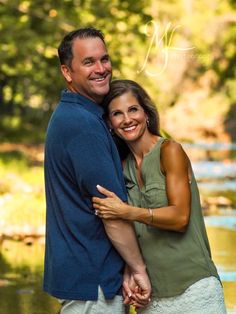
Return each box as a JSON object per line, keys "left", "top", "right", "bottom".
{"left": 123, "top": 138, "right": 220, "bottom": 297}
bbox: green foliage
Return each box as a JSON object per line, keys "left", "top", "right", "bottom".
{"left": 0, "top": 0, "right": 236, "bottom": 143}
{"left": 0, "top": 108, "right": 50, "bottom": 143}
{"left": 0, "top": 0, "right": 152, "bottom": 112}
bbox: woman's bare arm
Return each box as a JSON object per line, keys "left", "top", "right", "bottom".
{"left": 92, "top": 141, "right": 191, "bottom": 232}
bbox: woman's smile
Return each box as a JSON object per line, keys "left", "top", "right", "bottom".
{"left": 122, "top": 125, "right": 137, "bottom": 132}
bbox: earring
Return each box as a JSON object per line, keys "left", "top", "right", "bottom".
{"left": 109, "top": 128, "right": 114, "bottom": 134}
{"left": 146, "top": 118, "right": 150, "bottom": 127}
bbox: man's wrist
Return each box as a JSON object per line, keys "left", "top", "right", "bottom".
{"left": 131, "top": 263, "right": 147, "bottom": 274}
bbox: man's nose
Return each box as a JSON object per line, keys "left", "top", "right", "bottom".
{"left": 94, "top": 61, "right": 105, "bottom": 73}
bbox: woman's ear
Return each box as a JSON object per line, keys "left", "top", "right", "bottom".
{"left": 106, "top": 119, "right": 113, "bottom": 133}
{"left": 146, "top": 114, "right": 150, "bottom": 127}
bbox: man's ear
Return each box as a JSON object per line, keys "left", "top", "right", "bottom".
{"left": 61, "top": 65, "right": 72, "bottom": 83}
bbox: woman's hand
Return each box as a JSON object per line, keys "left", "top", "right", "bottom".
{"left": 92, "top": 185, "right": 130, "bottom": 220}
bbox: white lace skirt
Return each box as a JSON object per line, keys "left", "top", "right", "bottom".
{"left": 138, "top": 276, "right": 227, "bottom": 314}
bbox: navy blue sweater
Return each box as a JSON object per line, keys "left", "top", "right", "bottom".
{"left": 44, "top": 90, "right": 127, "bottom": 300}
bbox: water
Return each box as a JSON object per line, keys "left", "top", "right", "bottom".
{"left": 183, "top": 141, "right": 236, "bottom": 150}
{"left": 204, "top": 214, "right": 236, "bottom": 230}
{"left": 198, "top": 181, "right": 236, "bottom": 191}
{"left": 192, "top": 161, "right": 236, "bottom": 180}
{"left": 205, "top": 220, "right": 236, "bottom": 313}
{"left": 0, "top": 239, "right": 60, "bottom": 314}
{"left": 184, "top": 141, "right": 236, "bottom": 209}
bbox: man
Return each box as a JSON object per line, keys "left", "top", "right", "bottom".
{"left": 44, "top": 27, "right": 151, "bottom": 313}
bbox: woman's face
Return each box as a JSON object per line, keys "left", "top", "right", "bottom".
{"left": 108, "top": 91, "right": 148, "bottom": 143}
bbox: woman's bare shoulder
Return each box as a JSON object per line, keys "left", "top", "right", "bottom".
{"left": 161, "top": 139, "right": 188, "bottom": 167}
{"left": 161, "top": 139, "right": 185, "bottom": 155}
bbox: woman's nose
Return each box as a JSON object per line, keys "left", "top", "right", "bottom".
{"left": 123, "top": 113, "right": 132, "bottom": 124}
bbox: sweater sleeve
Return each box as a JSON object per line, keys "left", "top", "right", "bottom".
{"left": 67, "top": 129, "right": 127, "bottom": 202}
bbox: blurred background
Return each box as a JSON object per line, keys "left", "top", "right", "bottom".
{"left": 0, "top": 0, "right": 235, "bottom": 313}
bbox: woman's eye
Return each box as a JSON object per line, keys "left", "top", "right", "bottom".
{"left": 112, "top": 111, "right": 121, "bottom": 117}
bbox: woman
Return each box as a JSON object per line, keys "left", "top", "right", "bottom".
{"left": 92, "top": 80, "right": 226, "bottom": 314}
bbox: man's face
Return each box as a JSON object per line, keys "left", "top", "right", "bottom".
{"left": 61, "top": 37, "right": 112, "bottom": 103}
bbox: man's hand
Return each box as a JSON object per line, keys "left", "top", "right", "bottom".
{"left": 132, "top": 271, "right": 151, "bottom": 309}
{"left": 123, "top": 265, "right": 151, "bottom": 309}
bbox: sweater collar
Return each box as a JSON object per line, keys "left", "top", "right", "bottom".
{"left": 61, "top": 89, "right": 104, "bottom": 118}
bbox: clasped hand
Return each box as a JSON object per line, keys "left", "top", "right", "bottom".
{"left": 123, "top": 266, "right": 151, "bottom": 309}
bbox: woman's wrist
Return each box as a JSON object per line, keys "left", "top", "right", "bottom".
{"left": 148, "top": 208, "right": 153, "bottom": 224}
{"left": 121, "top": 203, "right": 132, "bottom": 220}
{"left": 123, "top": 203, "right": 140, "bottom": 221}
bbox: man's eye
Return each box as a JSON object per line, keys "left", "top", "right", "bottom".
{"left": 84, "top": 60, "right": 93, "bottom": 65}
{"left": 102, "top": 56, "right": 110, "bottom": 63}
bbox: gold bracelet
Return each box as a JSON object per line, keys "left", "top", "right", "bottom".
{"left": 148, "top": 208, "right": 153, "bottom": 224}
